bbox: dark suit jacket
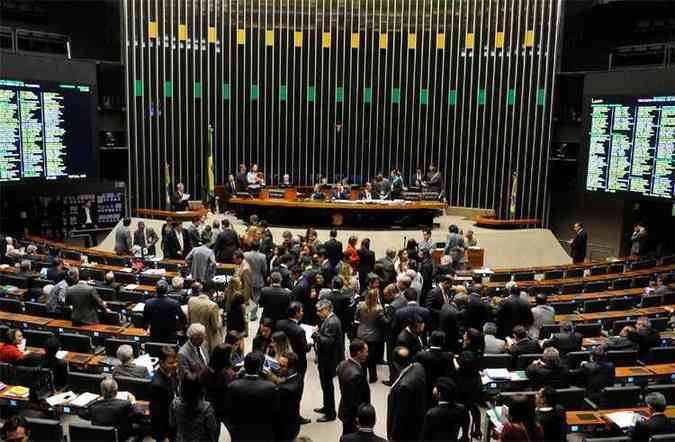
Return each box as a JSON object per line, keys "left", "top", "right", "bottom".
{"left": 357, "top": 248, "right": 375, "bottom": 276}
{"left": 277, "top": 372, "right": 302, "bottom": 441}
{"left": 276, "top": 318, "right": 310, "bottom": 374}
{"left": 570, "top": 230, "right": 588, "bottom": 263}
{"left": 509, "top": 338, "right": 541, "bottom": 359}
{"left": 425, "top": 287, "right": 449, "bottom": 321}
{"left": 259, "top": 286, "right": 292, "bottom": 323}
{"left": 316, "top": 314, "right": 344, "bottom": 376}
{"left": 236, "top": 173, "right": 248, "bottom": 191}
{"left": 525, "top": 362, "right": 570, "bottom": 389}
{"left": 628, "top": 328, "right": 661, "bottom": 361}
{"left": 65, "top": 283, "right": 105, "bottom": 325}
{"left": 227, "top": 375, "right": 280, "bottom": 442}
{"left": 324, "top": 238, "right": 344, "bottom": 267}
{"left": 416, "top": 348, "right": 455, "bottom": 405}
{"left": 393, "top": 303, "right": 431, "bottom": 337}
{"left": 340, "top": 430, "right": 388, "bottom": 442}
{"left": 84, "top": 398, "right": 142, "bottom": 440}
{"left": 631, "top": 413, "right": 675, "bottom": 441}
{"left": 426, "top": 172, "right": 442, "bottom": 193}
{"left": 496, "top": 295, "right": 534, "bottom": 338}
{"left": 439, "top": 303, "right": 462, "bottom": 352}
{"left": 149, "top": 369, "right": 176, "bottom": 441}
{"left": 321, "top": 289, "right": 353, "bottom": 337}
{"left": 387, "top": 363, "right": 427, "bottom": 442}
{"left": 462, "top": 294, "right": 492, "bottom": 331}
{"left": 143, "top": 295, "right": 186, "bottom": 343}
{"left": 420, "top": 403, "right": 467, "bottom": 441}
{"left": 545, "top": 332, "right": 583, "bottom": 356}
{"left": 376, "top": 257, "right": 396, "bottom": 287}
{"left": 396, "top": 328, "right": 425, "bottom": 358}
{"left": 213, "top": 229, "right": 240, "bottom": 262}
{"left": 164, "top": 229, "right": 192, "bottom": 259}
{"left": 571, "top": 361, "right": 615, "bottom": 401}
{"left": 172, "top": 192, "right": 189, "bottom": 211}
{"left": 336, "top": 358, "right": 371, "bottom": 424}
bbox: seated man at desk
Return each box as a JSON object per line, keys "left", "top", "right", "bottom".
{"left": 333, "top": 183, "right": 349, "bottom": 200}
{"left": 359, "top": 182, "right": 375, "bottom": 201}
{"left": 390, "top": 169, "right": 404, "bottom": 199}
{"left": 83, "top": 377, "right": 145, "bottom": 441}
{"left": 311, "top": 184, "right": 326, "bottom": 200}
{"left": 422, "top": 164, "right": 443, "bottom": 193}
{"left": 280, "top": 173, "right": 293, "bottom": 187}
{"left": 374, "top": 174, "right": 391, "bottom": 199}
{"left": 172, "top": 182, "right": 190, "bottom": 211}
{"left": 630, "top": 392, "right": 674, "bottom": 441}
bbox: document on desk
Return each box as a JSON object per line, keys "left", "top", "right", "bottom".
{"left": 46, "top": 391, "right": 77, "bottom": 406}
{"left": 300, "top": 324, "right": 315, "bottom": 346}
{"left": 56, "top": 350, "right": 69, "bottom": 360}
{"left": 605, "top": 411, "right": 640, "bottom": 429}
{"left": 132, "top": 303, "right": 145, "bottom": 312}
{"left": 133, "top": 353, "right": 157, "bottom": 374}
{"left": 125, "top": 284, "right": 139, "bottom": 291}
{"left": 70, "top": 392, "right": 100, "bottom": 407}
{"left": 484, "top": 368, "right": 511, "bottom": 380}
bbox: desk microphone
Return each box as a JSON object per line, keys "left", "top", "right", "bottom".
{"left": 403, "top": 236, "right": 407, "bottom": 248}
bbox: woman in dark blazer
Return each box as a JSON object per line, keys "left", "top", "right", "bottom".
{"left": 357, "top": 238, "right": 376, "bottom": 292}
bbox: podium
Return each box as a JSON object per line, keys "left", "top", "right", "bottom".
{"left": 467, "top": 247, "right": 485, "bottom": 269}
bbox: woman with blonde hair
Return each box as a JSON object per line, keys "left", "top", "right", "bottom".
{"left": 354, "top": 288, "right": 386, "bottom": 383}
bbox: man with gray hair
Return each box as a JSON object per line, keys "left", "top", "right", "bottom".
{"left": 377, "top": 249, "right": 397, "bottom": 286}
{"left": 483, "top": 322, "right": 506, "bottom": 354}
{"left": 631, "top": 392, "right": 674, "bottom": 440}
{"left": 84, "top": 376, "right": 143, "bottom": 440}
{"left": 526, "top": 347, "right": 570, "bottom": 389}
{"left": 112, "top": 344, "right": 150, "bottom": 379}
{"left": 178, "top": 323, "right": 209, "bottom": 378}
{"left": 312, "top": 299, "right": 344, "bottom": 422}
{"left": 187, "top": 284, "right": 223, "bottom": 353}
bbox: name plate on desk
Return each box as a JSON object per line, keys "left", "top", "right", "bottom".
{"left": 268, "top": 189, "right": 288, "bottom": 199}
{"left": 260, "top": 188, "right": 298, "bottom": 201}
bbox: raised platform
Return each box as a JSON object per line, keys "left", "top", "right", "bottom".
{"left": 475, "top": 215, "right": 542, "bottom": 229}
{"left": 135, "top": 208, "right": 208, "bottom": 222}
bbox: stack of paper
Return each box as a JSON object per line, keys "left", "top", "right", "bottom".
{"left": 70, "top": 392, "right": 100, "bottom": 407}
{"left": 46, "top": 391, "right": 77, "bottom": 406}
{"left": 605, "top": 411, "right": 640, "bottom": 429}
{"left": 132, "top": 303, "right": 145, "bottom": 312}
{"left": 133, "top": 353, "right": 157, "bottom": 374}
{"left": 7, "top": 386, "right": 29, "bottom": 398}
{"left": 484, "top": 369, "right": 511, "bottom": 380}
{"left": 56, "top": 350, "right": 69, "bottom": 360}
{"left": 125, "top": 284, "right": 139, "bottom": 291}
{"left": 300, "top": 324, "right": 315, "bottom": 346}
{"left": 116, "top": 391, "right": 130, "bottom": 401}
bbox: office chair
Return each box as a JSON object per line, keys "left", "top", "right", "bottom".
{"left": 590, "top": 266, "right": 608, "bottom": 276}
{"left": 539, "top": 324, "right": 561, "bottom": 340}
{"left": 94, "top": 286, "right": 117, "bottom": 301}
{"left": 608, "top": 297, "right": 636, "bottom": 311}
{"left": 157, "top": 261, "right": 180, "bottom": 272}
{"left": 631, "top": 259, "right": 657, "bottom": 271}
{"left": 105, "top": 338, "right": 140, "bottom": 358}
{"left": 80, "top": 267, "right": 105, "bottom": 282}
{"left": 3, "top": 275, "right": 28, "bottom": 289}
{"left": 130, "top": 312, "right": 145, "bottom": 328}
{"left": 24, "top": 301, "right": 48, "bottom": 317}
{"left": 144, "top": 341, "right": 177, "bottom": 357}
{"left": 14, "top": 366, "right": 54, "bottom": 400}
{"left": 641, "top": 295, "right": 663, "bottom": 308}
{"left": 607, "top": 350, "right": 638, "bottom": 367}
{"left": 497, "top": 391, "right": 536, "bottom": 408}
{"left": 489, "top": 273, "right": 512, "bottom": 283}
{"left": 583, "top": 299, "right": 609, "bottom": 313}
{"left": 69, "top": 422, "right": 118, "bottom": 442}
{"left": 647, "top": 347, "right": 675, "bottom": 364}
{"left": 651, "top": 317, "right": 670, "bottom": 332}
{"left": 566, "top": 351, "right": 591, "bottom": 369}
{"left": 513, "top": 272, "right": 535, "bottom": 282}
{"left": 23, "top": 329, "right": 54, "bottom": 348}
{"left": 550, "top": 301, "right": 577, "bottom": 315}
{"left": 608, "top": 263, "right": 625, "bottom": 274}
{"left": 663, "top": 291, "right": 675, "bottom": 305}
{"left": 60, "top": 333, "right": 93, "bottom": 354}
{"left": 535, "top": 285, "right": 557, "bottom": 296}
{"left": 565, "top": 268, "right": 584, "bottom": 278}
{"left": 25, "top": 417, "right": 63, "bottom": 442}
{"left": 555, "top": 387, "right": 587, "bottom": 410}
{"left": 105, "top": 256, "right": 129, "bottom": 267}
{"left": 612, "top": 319, "right": 637, "bottom": 336}
{"left": 632, "top": 276, "right": 651, "bottom": 288}
{"left": 645, "top": 384, "right": 675, "bottom": 405}
{"left": 543, "top": 270, "right": 564, "bottom": 280}
{"left": 661, "top": 255, "right": 675, "bottom": 266}
{"left": 138, "top": 274, "right": 160, "bottom": 286}
{"left": 0, "top": 297, "right": 24, "bottom": 313}
{"left": 61, "top": 250, "right": 82, "bottom": 261}
{"left": 68, "top": 372, "right": 105, "bottom": 394}
{"left": 113, "top": 272, "right": 137, "bottom": 285}
{"left": 0, "top": 362, "right": 14, "bottom": 384}
{"left": 611, "top": 278, "right": 632, "bottom": 290}
{"left": 575, "top": 323, "right": 603, "bottom": 338}
{"left": 561, "top": 283, "right": 585, "bottom": 295}
{"left": 480, "top": 354, "right": 513, "bottom": 370}
{"left": 598, "top": 385, "right": 641, "bottom": 409}
{"left": 114, "top": 375, "right": 152, "bottom": 401}
{"left": 118, "top": 290, "right": 145, "bottom": 303}
{"left": 648, "top": 434, "right": 675, "bottom": 442}
{"left": 516, "top": 354, "right": 543, "bottom": 370}
{"left": 584, "top": 437, "right": 629, "bottom": 442}
{"left": 585, "top": 281, "right": 609, "bottom": 293}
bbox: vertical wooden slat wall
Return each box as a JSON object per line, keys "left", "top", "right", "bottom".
{"left": 124, "top": 0, "right": 562, "bottom": 221}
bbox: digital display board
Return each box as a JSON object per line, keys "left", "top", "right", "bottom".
{"left": 0, "top": 78, "right": 96, "bottom": 182}
{"left": 585, "top": 95, "right": 675, "bottom": 199}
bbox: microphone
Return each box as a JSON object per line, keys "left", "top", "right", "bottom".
{"left": 403, "top": 236, "right": 407, "bottom": 248}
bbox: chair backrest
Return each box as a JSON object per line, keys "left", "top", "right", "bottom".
{"left": 62, "top": 250, "right": 82, "bottom": 261}
{"left": 25, "top": 417, "right": 63, "bottom": 442}
{"left": 0, "top": 297, "right": 24, "bottom": 313}
{"left": 632, "top": 276, "right": 651, "bottom": 288}
{"left": 497, "top": 391, "right": 536, "bottom": 408}
{"left": 539, "top": 323, "right": 561, "bottom": 340}
{"left": 0, "top": 361, "right": 13, "bottom": 383}
{"left": 490, "top": 273, "right": 512, "bottom": 283}
{"left": 68, "top": 372, "right": 105, "bottom": 394}
{"left": 69, "top": 422, "right": 118, "bottom": 442}
{"left": 645, "top": 384, "right": 675, "bottom": 405}
{"left": 590, "top": 266, "right": 608, "bottom": 276}
{"left": 611, "top": 278, "right": 632, "bottom": 290}
{"left": 561, "top": 283, "right": 585, "bottom": 295}
{"left": 535, "top": 286, "right": 557, "bottom": 296}
{"left": 556, "top": 387, "right": 586, "bottom": 410}
{"left": 3, "top": 275, "right": 28, "bottom": 289}
{"left": 14, "top": 366, "right": 54, "bottom": 400}
{"left": 608, "top": 297, "right": 636, "bottom": 311}
{"left": 144, "top": 341, "right": 176, "bottom": 357}
{"left": 550, "top": 301, "right": 577, "bottom": 315}
{"left": 601, "top": 385, "right": 641, "bottom": 408}
{"left": 31, "top": 279, "right": 52, "bottom": 289}
{"left": 612, "top": 319, "right": 636, "bottom": 336}
{"left": 648, "top": 434, "right": 675, "bottom": 442}
{"left": 516, "top": 353, "right": 543, "bottom": 370}
{"left": 105, "top": 256, "right": 129, "bottom": 267}
{"left": 566, "top": 351, "right": 591, "bottom": 369}
{"left": 23, "top": 329, "right": 54, "bottom": 348}
{"left": 543, "top": 270, "right": 564, "bottom": 280}
{"left": 114, "top": 375, "right": 152, "bottom": 401}
{"left": 130, "top": 312, "right": 145, "bottom": 328}
{"left": 608, "top": 263, "right": 625, "bottom": 274}
{"left": 631, "top": 259, "right": 657, "bottom": 271}
{"left": 513, "top": 272, "right": 535, "bottom": 282}
{"left": 138, "top": 274, "right": 160, "bottom": 286}
{"left": 113, "top": 271, "right": 137, "bottom": 285}
{"left": 480, "top": 354, "right": 513, "bottom": 370}
{"left": 585, "top": 437, "right": 630, "bottom": 442}
{"left": 585, "top": 281, "right": 609, "bottom": 293}
{"left": 575, "top": 323, "right": 603, "bottom": 338}
{"left": 118, "top": 290, "right": 145, "bottom": 303}
{"left": 80, "top": 267, "right": 105, "bottom": 282}
{"left": 60, "top": 333, "right": 93, "bottom": 353}
{"left": 651, "top": 317, "right": 670, "bottom": 332}
{"left": 648, "top": 347, "right": 675, "bottom": 364}
{"left": 661, "top": 255, "right": 675, "bottom": 266}
{"left": 583, "top": 299, "right": 608, "bottom": 313}
{"left": 94, "top": 286, "right": 117, "bottom": 301}
{"left": 663, "top": 291, "right": 675, "bottom": 306}
{"left": 641, "top": 295, "right": 663, "bottom": 308}
{"left": 607, "top": 350, "right": 638, "bottom": 367}
{"left": 24, "top": 301, "right": 48, "bottom": 317}
{"left": 565, "top": 268, "right": 584, "bottom": 278}
{"left": 157, "top": 261, "right": 180, "bottom": 272}
{"left": 105, "top": 338, "right": 140, "bottom": 358}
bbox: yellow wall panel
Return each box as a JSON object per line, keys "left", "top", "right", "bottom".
{"left": 208, "top": 27, "right": 216, "bottom": 43}
{"left": 236, "top": 28, "right": 246, "bottom": 45}
{"left": 322, "top": 32, "right": 332, "bottom": 48}
{"left": 496, "top": 31, "right": 505, "bottom": 48}
{"left": 179, "top": 24, "right": 187, "bottom": 41}
{"left": 465, "top": 32, "right": 474, "bottom": 49}
{"left": 148, "top": 21, "right": 157, "bottom": 39}
{"left": 408, "top": 33, "right": 417, "bottom": 49}
{"left": 294, "top": 31, "right": 303, "bottom": 47}
{"left": 436, "top": 33, "right": 446, "bottom": 49}
{"left": 379, "top": 33, "right": 388, "bottom": 49}
{"left": 351, "top": 33, "right": 360, "bottom": 49}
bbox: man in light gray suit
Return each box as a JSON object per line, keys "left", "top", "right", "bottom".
{"left": 114, "top": 218, "right": 133, "bottom": 255}
{"left": 133, "top": 221, "right": 159, "bottom": 256}
{"left": 185, "top": 243, "right": 216, "bottom": 283}
{"left": 178, "top": 323, "right": 209, "bottom": 378}
{"left": 244, "top": 241, "right": 268, "bottom": 321}
{"left": 112, "top": 344, "right": 150, "bottom": 379}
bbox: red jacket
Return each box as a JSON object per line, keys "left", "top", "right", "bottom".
{"left": 0, "top": 344, "right": 24, "bottom": 363}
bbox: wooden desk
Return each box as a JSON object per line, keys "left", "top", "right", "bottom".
{"left": 119, "top": 327, "right": 149, "bottom": 340}
{"left": 583, "top": 331, "right": 675, "bottom": 348}
{"left": 567, "top": 406, "right": 675, "bottom": 428}
{"left": 0, "top": 311, "right": 52, "bottom": 326}
{"left": 26, "top": 347, "right": 98, "bottom": 366}
{"left": 475, "top": 215, "right": 542, "bottom": 229}
{"left": 135, "top": 208, "right": 208, "bottom": 222}
{"left": 557, "top": 304, "right": 675, "bottom": 323}
{"left": 614, "top": 366, "right": 653, "bottom": 380}
{"left": 645, "top": 363, "right": 675, "bottom": 376}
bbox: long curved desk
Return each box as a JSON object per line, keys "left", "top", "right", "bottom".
{"left": 228, "top": 196, "right": 447, "bottom": 227}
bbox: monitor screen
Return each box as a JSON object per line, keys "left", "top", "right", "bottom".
{"left": 0, "top": 78, "right": 96, "bottom": 182}
{"left": 584, "top": 95, "right": 674, "bottom": 199}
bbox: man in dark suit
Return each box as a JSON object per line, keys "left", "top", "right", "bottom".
{"left": 236, "top": 164, "right": 248, "bottom": 191}
{"left": 340, "top": 404, "right": 387, "bottom": 442}
{"left": 318, "top": 248, "right": 336, "bottom": 284}
{"left": 259, "top": 272, "right": 292, "bottom": 323}
{"left": 439, "top": 300, "right": 462, "bottom": 353}
{"left": 631, "top": 392, "right": 675, "bottom": 441}
{"left": 324, "top": 229, "right": 344, "bottom": 268}
{"left": 393, "top": 288, "right": 431, "bottom": 338}
{"left": 416, "top": 331, "right": 454, "bottom": 408}
{"left": 228, "top": 351, "right": 280, "bottom": 441}
{"left": 84, "top": 377, "right": 144, "bottom": 440}
{"left": 570, "top": 223, "right": 588, "bottom": 263}
{"left": 320, "top": 276, "right": 353, "bottom": 344}
{"left": 376, "top": 249, "right": 397, "bottom": 287}
{"left": 544, "top": 321, "right": 583, "bottom": 356}
{"left": 313, "top": 299, "right": 344, "bottom": 422}
{"left": 508, "top": 325, "right": 542, "bottom": 359}
{"left": 77, "top": 200, "right": 96, "bottom": 228}
{"left": 387, "top": 347, "right": 427, "bottom": 442}
{"left": 420, "top": 377, "right": 467, "bottom": 442}
{"left": 143, "top": 280, "right": 187, "bottom": 343}
{"left": 396, "top": 315, "right": 426, "bottom": 359}
{"left": 627, "top": 316, "right": 661, "bottom": 361}
{"left": 277, "top": 351, "right": 304, "bottom": 439}
{"left": 149, "top": 346, "right": 179, "bottom": 442}
{"left": 276, "top": 302, "right": 312, "bottom": 378}
{"left": 571, "top": 346, "right": 615, "bottom": 404}
{"left": 496, "top": 285, "right": 534, "bottom": 338}
{"left": 133, "top": 221, "right": 159, "bottom": 256}
{"left": 114, "top": 217, "right": 133, "bottom": 255}
{"left": 212, "top": 219, "right": 240, "bottom": 263}
{"left": 65, "top": 268, "right": 111, "bottom": 325}
{"left": 337, "top": 339, "right": 371, "bottom": 436}
{"left": 164, "top": 222, "right": 192, "bottom": 259}
{"left": 525, "top": 347, "right": 570, "bottom": 389}
{"left": 172, "top": 182, "right": 189, "bottom": 211}
{"left": 425, "top": 275, "right": 453, "bottom": 328}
